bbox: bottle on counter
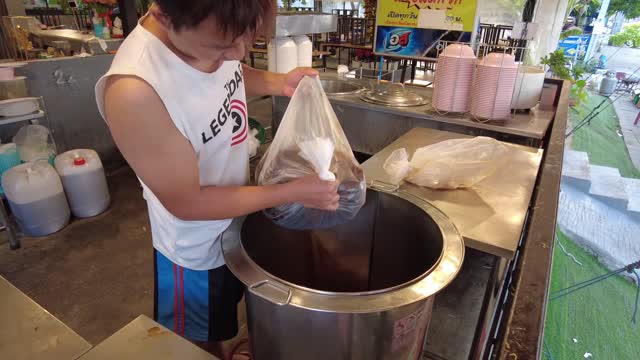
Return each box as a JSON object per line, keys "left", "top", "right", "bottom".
{"left": 92, "top": 15, "right": 104, "bottom": 39}
{"left": 112, "top": 17, "right": 124, "bottom": 38}
{"left": 0, "top": 143, "right": 21, "bottom": 194}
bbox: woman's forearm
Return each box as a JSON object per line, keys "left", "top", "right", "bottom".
{"left": 165, "top": 183, "right": 295, "bottom": 221}
{"left": 242, "top": 64, "right": 285, "bottom": 97}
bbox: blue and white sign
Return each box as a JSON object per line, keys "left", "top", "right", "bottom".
{"left": 558, "top": 35, "right": 592, "bottom": 60}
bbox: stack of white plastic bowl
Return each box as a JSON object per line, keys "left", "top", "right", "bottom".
{"left": 293, "top": 35, "right": 313, "bottom": 68}
{"left": 274, "top": 37, "right": 298, "bottom": 74}
{"left": 432, "top": 44, "right": 477, "bottom": 113}
{"left": 511, "top": 66, "right": 545, "bottom": 110}
{"left": 470, "top": 53, "right": 518, "bottom": 120}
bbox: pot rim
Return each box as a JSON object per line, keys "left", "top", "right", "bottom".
{"left": 221, "top": 187, "right": 465, "bottom": 313}
{"left": 319, "top": 79, "right": 364, "bottom": 96}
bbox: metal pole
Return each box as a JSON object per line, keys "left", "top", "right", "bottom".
{"left": 522, "top": 0, "right": 537, "bottom": 22}
{"left": 117, "top": 0, "right": 138, "bottom": 36}
{"left": 584, "top": 0, "right": 611, "bottom": 61}
{"left": 0, "top": 197, "right": 20, "bottom": 250}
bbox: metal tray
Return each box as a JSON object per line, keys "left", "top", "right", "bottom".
{"left": 360, "top": 84, "right": 427, "bottom": 107}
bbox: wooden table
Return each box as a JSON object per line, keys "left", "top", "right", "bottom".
{"left": 319, "top": 42, "right": 374, "bottom": 69}
{"left": 0, "top": 276, "right": 92, "bottom": 360}
{"left": 249, "top": 48, "right": 331, "bottom": 69}
{"left": 319, "top": 42, "right": 374, "bottom": 51}
{"left": 78, "top": 315, "right": 220, "bottom": 360}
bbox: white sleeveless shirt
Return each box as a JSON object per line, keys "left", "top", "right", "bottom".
{"left": 95, "top": 23, "right": 249, "bottom": 270}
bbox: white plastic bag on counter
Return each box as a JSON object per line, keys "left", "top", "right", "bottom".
{"left": 383, "top": 137, "right": 510, "bottom": 190}
{"left": 256, "top": 76, "right": 366, "bottom": 230}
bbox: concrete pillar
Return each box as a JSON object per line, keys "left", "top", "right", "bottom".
{"left": 5, "top": 0, "right": 26, "bottom": 16}
{"left": 530, "top": 0, "right": 569, "bottom": 64}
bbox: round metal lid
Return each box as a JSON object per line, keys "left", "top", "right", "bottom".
{"left": 360, "top": 85, "right": 426, "bottom": 107}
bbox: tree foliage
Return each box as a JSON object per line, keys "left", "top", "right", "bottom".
{"left": 608, "top": 0, "right": 640, "bottom": 19}
{"left": 610, "top": 24, "right": 640, "bottom": 48}
{"left": 561, "top": 26, "right": 584, "bottom": 40}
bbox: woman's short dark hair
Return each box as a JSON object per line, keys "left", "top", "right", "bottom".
{"left": 154, "top": 0, "right": 274, "bottom": 38}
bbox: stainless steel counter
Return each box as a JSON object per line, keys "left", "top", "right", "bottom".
{"left": 32, "top": 29, "right": 123, "bottom": 54}
{"left": 0, "top": 276, "right": 91, "bottom": 360}
{"left": 78, "top": 315, "right": 219, "bottom": 360}
{"left": 273, "top": 76, "right": 556, "bottom": 150}
{"left": 362, "top": 127, "right": 543, "bottom": 259}
{"left": 424, "top": 248, "right": 496, "bottom": 359}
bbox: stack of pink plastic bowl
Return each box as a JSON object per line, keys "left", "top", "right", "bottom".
{"left": 432, "top": 44, "right": 477, "bottom": 113}
{"left": 470, "top": 53, "right": 518, "bottom": 120}
{"left": 0, "top": 62, "right": 27, "bottom": 81}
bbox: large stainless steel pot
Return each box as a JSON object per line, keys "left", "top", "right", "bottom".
{"left": 221, "top": 187, "right": 464, "bottom": 360}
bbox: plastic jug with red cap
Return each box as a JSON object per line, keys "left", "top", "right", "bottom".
{"left": 55, "top": 149, "right": 110, "bottom": 218}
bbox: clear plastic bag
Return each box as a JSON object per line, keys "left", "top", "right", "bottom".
{"left": 13, "top": 124, "right": 56, "bottom": 163}
{"left": 256, "top": 76, "right": 366, "bottom": 230}
{"left": 383, "top": 137, "right": 510, "bottom": 190}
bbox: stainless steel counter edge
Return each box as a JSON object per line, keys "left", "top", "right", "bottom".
{"left": 327, "top": 93, "right": 554, "bottom": 140}
{"left": 275, "top": 73, "right": 556, "bottom": 141}
{"left": 496, "top": 79, "right": 570, "bottom": 359}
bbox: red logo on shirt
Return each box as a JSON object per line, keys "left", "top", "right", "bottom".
{"left": 230, "top": 99, "right": 247, "bottom": 147}
{"left": 201, "top": 64, "right": 246, "bottom": 145}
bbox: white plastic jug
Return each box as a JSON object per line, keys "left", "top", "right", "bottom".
{"left": 55, "top": 149, "right": 110, "bottom": 218}
{"left": 293, "top": 35, "right": 313, "bottom": 68}
{"left": 275, "top": 37, "right": 298, "bottom": 74}
{"left": 2, "top": 160, "right": 70, "bottom": 237}
{"left": 267, "top": 40, "right": 277, "bottom": 73}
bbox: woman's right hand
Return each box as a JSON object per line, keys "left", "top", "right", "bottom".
{"left": 286, "top": 175, "right": 340, "bottom": 211}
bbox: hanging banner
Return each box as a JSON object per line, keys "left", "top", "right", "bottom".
{"left": 376, "top": 0, "right": 477, "bottom": 31}
{"left": 374, "top": 0, "right": 478, "bottom": 59}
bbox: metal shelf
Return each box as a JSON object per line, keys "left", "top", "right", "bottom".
{"left": 0, "top": 110, "right": 46, "bottom": 125}
{"left": 0, "top": 97, "right": 48, "bottom": 251}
